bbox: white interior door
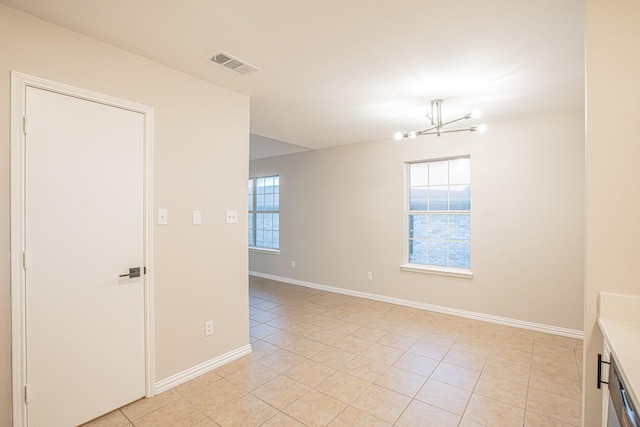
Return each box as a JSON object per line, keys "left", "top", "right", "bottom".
{"left": 24, "top": 86, "right": 146, "bottom": 427}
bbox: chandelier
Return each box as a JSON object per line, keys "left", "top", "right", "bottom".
{"left": 394, "top": 99, "right": 487, "bottom": 140}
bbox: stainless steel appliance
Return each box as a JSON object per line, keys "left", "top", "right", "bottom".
{"left": 608, "top": 356, "right": 639, "bottom": 427}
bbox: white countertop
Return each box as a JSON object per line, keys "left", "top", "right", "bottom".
{"left": 598, "top": 292, "right": 640, "bottom": 409}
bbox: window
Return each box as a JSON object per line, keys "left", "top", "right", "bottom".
{"left": 248, "top": 175, "right": 279, "bottom": 250}
{"left": 406, "top": 157, "right": 471, "bottom": 271}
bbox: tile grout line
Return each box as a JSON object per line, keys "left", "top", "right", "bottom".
{"left": 521, "top": 341, "right": 534, "bottom": 427}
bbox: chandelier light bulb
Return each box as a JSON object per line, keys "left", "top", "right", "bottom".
{"left": 477, "top": 124, "right": 488, "bottom": 133}
{"left": 393, "top": 132, "right": 404, "bottom": 141}
{"left": 471, "top": 109, "right": 482, "bottom": 119}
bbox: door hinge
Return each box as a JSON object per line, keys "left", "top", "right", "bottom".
{"left": 22, "top": 251, "right": 28, "bottom": 269}
{"left": 24, "top": 384, "right": 30, "bottom": 403}
{"left": 23, "top": 117, "right": 27, "bottom": 135}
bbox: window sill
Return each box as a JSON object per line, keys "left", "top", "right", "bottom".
{"left": 400, "top": 263, "right": 473, "bottom": 279}
{"left": 249, "top": 247, "right": 280, "bottom": 255}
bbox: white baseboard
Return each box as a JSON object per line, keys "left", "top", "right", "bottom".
{"left": 249, "top": 271, "right": 584, "bottom": 340}
{"left": 155, "top": 344, "right": 252, "bottom": 394}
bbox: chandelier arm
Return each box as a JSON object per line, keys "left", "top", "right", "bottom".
{"left": 412, "top": 119, "right": 475, "bottom": 136}
{"left": 439, "top": 114, "right": 473, "bottom": 128}
{"left": 415, "top": 125, "right": 439, "bottom": 136}
{"left": 439, "top": 127, "right": 476, "bottom": 134}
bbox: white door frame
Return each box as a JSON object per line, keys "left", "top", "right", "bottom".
{"left": 10, "top": 72, "right": 156, "bottom": 427}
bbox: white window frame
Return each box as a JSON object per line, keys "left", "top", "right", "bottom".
{"left": 248, "top": 175, "right": 280, "bottom": 253}
{"left": 401, "top": 156, "right": 473, "bottom": 278}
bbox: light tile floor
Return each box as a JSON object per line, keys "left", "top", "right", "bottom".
{"left": 83, "top": 276, "right": 583, "bottom": 427}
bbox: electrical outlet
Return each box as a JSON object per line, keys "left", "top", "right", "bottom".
{"left": 205, "top": 320, "right": 213, "bottom": 336}
{"left": 367, "top": 272, "right": 373, "bottom": 280}
{"left": 291, "top": 261, "right": 296, "bottom": 268}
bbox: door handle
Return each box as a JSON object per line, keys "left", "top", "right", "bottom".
{"left": 119, "top": 267, "right": 141, "bottom": 278}
{"left": 598, "top": 353, "right": 610, "bottom": 389}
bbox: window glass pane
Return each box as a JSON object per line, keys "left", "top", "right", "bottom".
{"left": 257, "top": 178, "right": 266, "bottom": 194}
{"left": 273, "top": 194, "right": 280, "bottom": 211}
{"left": 273, "top": 233, "right": 280, "bottom": 249}
{"left": 410, "top": 163, "right": 428, "bottom": 186}
{"left": 267, "top": 194, "right": 276, "bottom": 210}
{"left": 248, "top": 194, "right": 253, "bottom": 212}
{"left": 256, "top": 230, "right": 264, "bottom": 247}
{"left": 409, "top": 239, "right": 427, "bottom": 264}
{"left": 264, "top": 177, "right": 274, "bottom": 193}
{"left": 263, "top": 213, "right": 272, "bottom": 230}
{"left": 409, "top": 214, "right": 427, "bottom": 239}
{"left": 274, "top": 176, "right": 280, "bottom": 190}
{"left": 427, "top": 214, "right": 448, "bottom": 240}
{"left": 449, "top": 185, "right": 470, "bottom": 210}
{"left": 428, "top": 186, "right": 448, "bottom": 210}
{"left": 248, "top": 179, "right": 253, "bottom": 194}
{"left": 256, "top": 194, "right": 265, "bottom": 210}
{"left": 449, "top": 214, "right": 470, "bottom": 241}
{"left": 256, "top": 213, "right": 264, "bottom": 229}
{"left": 248, "top": 214, "right": 253, "bottom": 246}
{"left": 264, "top": 230, "right": 273, "bottom": 246}
{"left": 429, "top": 160, "right": 448, "bottom": 186}
{"left": 428, "top": 240, "right": 448, "bottom": 266}
{"left": 450, "top": 158, "right": 470, "bottom": 184}
{"left": 449, "top": 241, "right": 470, "bottom": 268}
{"left": 410, "top": 187, "right": 428, "bottom": 210}
{"left": 273, "top": 214, "right": 280, "bottom": 231}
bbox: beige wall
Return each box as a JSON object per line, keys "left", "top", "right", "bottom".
{"left": 250, "top": 112, "right": 584, "bottom": 331}
{"left": 0, "top": 5, "right": 249, "bottom": 424}
{"left": 584, "top": 0, "right": 640, "bottom": 424}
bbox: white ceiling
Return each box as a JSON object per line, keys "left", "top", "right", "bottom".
{"left": 1, "top": 0, "right": 585, "bottom": 154}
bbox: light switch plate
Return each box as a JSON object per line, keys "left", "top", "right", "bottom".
{"left": 226, "top": 210, "right": 238, "bottom": 224}
{"left": 157, "top": 209, "right": 168, "bottom": 225}
{"left": 193, "top": 210, "right": 202, "bottom": 225}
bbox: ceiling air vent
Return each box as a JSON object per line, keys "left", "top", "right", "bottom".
{"left": 210, "top": 51, "right": 259, "bottom": 75}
